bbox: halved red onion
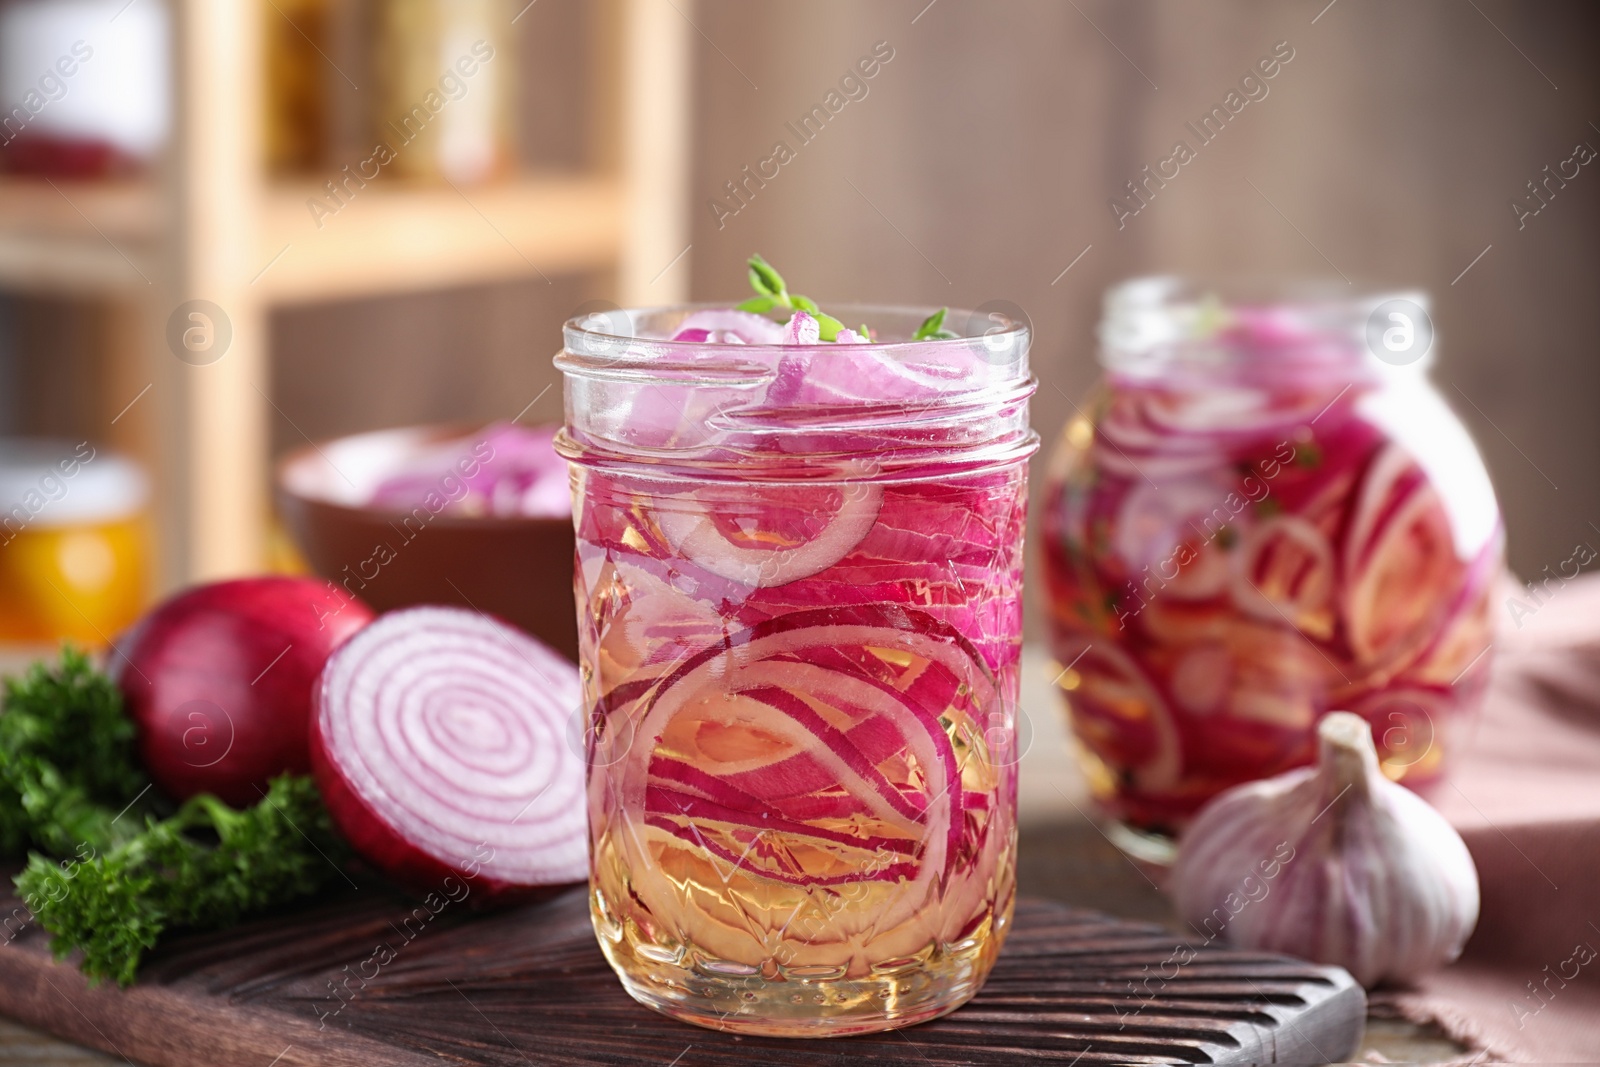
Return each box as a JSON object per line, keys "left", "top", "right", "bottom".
{"left": 311, "top": 606, "right": 587, "bottom": 899}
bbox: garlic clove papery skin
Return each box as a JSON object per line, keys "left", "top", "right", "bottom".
{"left": 1172, "top": 712, "right": 1480, "bottom": 988}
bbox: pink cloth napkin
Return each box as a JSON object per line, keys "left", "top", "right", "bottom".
{"left": 1373, "top": 574, "right": 1600, "bottom": 1061}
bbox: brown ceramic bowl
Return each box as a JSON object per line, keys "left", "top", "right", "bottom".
{"left": 275, "top": 424, "right": 578, "bottom": 661}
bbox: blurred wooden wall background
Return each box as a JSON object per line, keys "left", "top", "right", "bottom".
{"left": 1, "top": 0, "right": 1594, "bottom": 598}
{"left": 686, "top": 0, "right": 1599, "bottom": 595}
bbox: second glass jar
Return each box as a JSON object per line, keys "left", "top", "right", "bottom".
{"left": 1041, "top": 277, "right": 1503, "bottom": 857}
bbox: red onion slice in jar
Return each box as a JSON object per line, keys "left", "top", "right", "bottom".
{"left": 1342, "top": 445, "right": 1459, "bottom": 669}
{"left": 670, "top": 308, "right": 786, "bottom": 345}
{"left": 654, "top": 484, "right": 882, "bottom": 588}
{"left": 312, "top": 606, "right": 588, "bottom": 899}
{"left": 1229, "top": 513, "right": 1338, "bottom": 639}
{"left": 1209, "top": 618, "right": 1330, "bottom": 730}
{"left": 596, "top": 604, "right": 1001, "bottom": 970}
{"left": 1113, "top": 477, "right": 1238, "bottom": 601}
{"left": 1400, "top": 537, "right": 1499, "bottom": 691}
{"left": 1057, "top": 639, "right": 1181, "bottom": 795}
{"left": 576, "top": 550, "right": 762, "bottom": 695}
{"left": 1135, "top": 384, "right": 1333, "bottom": 439}
{"left": 640, "top": 672, "right": 946, "bottom": 889}
{"left": 764, "top": 343, "right": 966, "bottom": 409}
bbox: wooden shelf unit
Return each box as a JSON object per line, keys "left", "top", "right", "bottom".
{"left": 258, "top": 174, "right": 627, "bottom": 303}
{"left": 0, "top": 177, "right": 156, "bottom": 296}
{"left": 0, "top": 0, "right": 691, "bottom": 588}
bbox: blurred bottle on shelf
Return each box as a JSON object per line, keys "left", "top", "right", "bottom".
{"left": 264, "top": 0, "right": 331, "bottom": 175}
{"left": 0, "top": 0, "right": 170, "bottom": 178}
{"left": 373, "top": 0, "right": 514, "bottom": 184}
{"left": 0, "top": 440, "right": 149, "bottom": 646}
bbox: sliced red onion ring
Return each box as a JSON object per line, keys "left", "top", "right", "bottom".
{"left": 1400, "top": 535, "right": 1499, "bottom": 689}
{"left": 1342, "top": 446, "right": 1457, "bottom": 668}
{"left": 596, "top": 604, "right": 1003, "bottom": 964}
{"left": 312, "top": 606, "right": 587, "bottom": 899}
{"left": 1057, "top": 638, "right": 1181, "bottom": 793}
{"left": 670, "top": 308, "right": 785, "bottom": 344}
{"left": 654, "top": 485, "right": 883, "bottom": 588}
{"left": 1114, "top": 478, "right": 1237, "bottom": 601}
{"left": 1230, "top": 514, "right": 1337, "bottom": 637}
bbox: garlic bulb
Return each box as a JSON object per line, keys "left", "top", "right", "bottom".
{"left": 1172, "top": 711, "right": 1479, "bottom": 987}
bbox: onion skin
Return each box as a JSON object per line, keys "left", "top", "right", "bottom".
{"left": 1173, "top": 712, "right": 1479, "bottom": 988}
{"left": 114, "top": 578, "right": 374, "bottom": 807}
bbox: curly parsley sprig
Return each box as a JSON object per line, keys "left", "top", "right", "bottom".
{"left": 0, "top": 648, "right": 152, "bottom": 857}
{"left": 16, "top": 775, "right": 344, "bottom": 986}
{"left": 2, "top": 652, "right": 347, "bottom": 986}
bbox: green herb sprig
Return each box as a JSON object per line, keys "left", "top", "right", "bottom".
{"left": 0, "top": 649, "right": 151, "bottom": 858}
{"left": 912, "top": 306, "right": 959, "bottom": 341}
{"left": 735, "top": 254, "right": 957, "bottom": 344}
{"left": 2, "top": 651, "right": 347, "bottom": 986}
{"left": 16, "top": 775, "right": 342, "bottom": 986}
{"left": 735, "top": 254, "right": 848, "bottom": 340}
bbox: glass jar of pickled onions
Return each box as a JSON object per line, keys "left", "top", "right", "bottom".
{"left": 557, "top": 305, "right": 1036, "bottom": 1036}
{"left": 1041, "top": 278, "right": 1502, "bottom": 859}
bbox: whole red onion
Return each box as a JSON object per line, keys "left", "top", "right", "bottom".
{"left": 113, "top": 577, "right": 374, "bottom": 806}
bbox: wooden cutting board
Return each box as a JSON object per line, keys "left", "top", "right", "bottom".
{"left": 0, "top": 881, "right": 1364, "bottom": 1065}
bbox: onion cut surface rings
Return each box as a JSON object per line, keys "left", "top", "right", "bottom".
{"left": 312, "top": 606, "right": 588, "bottom": 899}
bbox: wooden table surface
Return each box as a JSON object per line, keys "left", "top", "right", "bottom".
{"left": 0, "top": 645, "right": 1468, "bottom": 1065}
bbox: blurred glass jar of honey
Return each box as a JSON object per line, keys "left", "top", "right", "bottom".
{"left": 0, "top": 440, "right": 149, "bottom": 645}
{"left": 374, "top": 0, "right": 515, "bottom": 183}
{"left": 264, "top": 0, "right": 332, "bottom": 174}
{"left": 264, "top": 0, "right": 515, "bottom": 183}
